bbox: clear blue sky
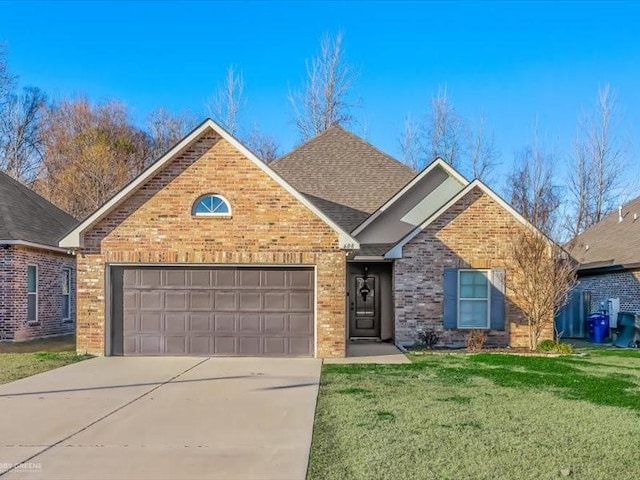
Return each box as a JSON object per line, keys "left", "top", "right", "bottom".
{"left": 2, "top": 0, "right": 639, "bottom": 190}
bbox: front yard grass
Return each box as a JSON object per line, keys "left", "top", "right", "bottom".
{"left": 308, "top": 349, "right": 640, "bottom": 480}
{"left": 0, "top": 335, "right": 91, "bottom": 385}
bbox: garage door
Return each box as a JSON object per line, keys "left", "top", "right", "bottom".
{"left": 111, "top": 267, "right": 314, "bottom": 356}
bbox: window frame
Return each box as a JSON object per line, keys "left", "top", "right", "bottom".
{"left": 457, "top": 269, "right": 491, "bottom": 329}
{"left": 192, "top": 194, "right": 232, "bottom": 217}
{"left": 62, "top": 268, "right": 72, "bottom": 322}
{"left": 27, "top": 264, "right": 38, "bottom": 323}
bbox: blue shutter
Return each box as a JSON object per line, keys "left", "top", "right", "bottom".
{"left": 443, "top": 268, "right": 458, "bottom": 329}
{"left": 490, "top": 269, "right": 506, "bottom": 330}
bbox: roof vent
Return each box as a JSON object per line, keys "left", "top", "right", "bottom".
{"left": 585, "top": 244, "right": 590, "bottom": 251}
{"left": 634, "top": 213, "right": 638, "bottom": 221}
{"left": 618, "top": 205, "right": 623, "bottom": 223}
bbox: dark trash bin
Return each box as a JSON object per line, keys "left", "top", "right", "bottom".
{"left": 587, "top": 313, "right": 609, "bottom": 343}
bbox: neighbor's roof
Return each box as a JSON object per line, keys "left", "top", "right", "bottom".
{"left": 271, "top": 126, "right": 416, "bottom": 231}
{"left": 567, "top": 196, "right": 640, "bottom": 269}
{"left": 0, "top": 171, "right": 77, "bottom": 249}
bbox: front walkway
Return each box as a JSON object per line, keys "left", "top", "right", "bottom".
{"left": 324, "top": 342, "right": 410, "bottom": 364}
{"left": 0, "top": 356, "right": 321, "bottom": 480}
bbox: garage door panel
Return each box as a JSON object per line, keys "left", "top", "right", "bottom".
{"left": 239, "top": 314, "right": 261, "bottom": 332}
{"left": 140, "top": 291, "right": 163, "bottom": 310}
{"left": 119, "top": 267, "right": 314, "bottom": 356}
{"left": 290, "top": 314, "right": 313, "bottom": 334}
{"left": 215, "top": 291, "right": 236, "bottom": 310}
{"left": 264, "top": 314, "right": 286, "bottom": 333}
{"left": 264, "top": 292, "right": 286, "bottom": 310}
{"left": 165, "top": 313, "right": 187, "bottom": 333}
{"left": 290, "top": 337, "right": 313, "bottom": 355}
{"left": 239, "top": 337, "right": 261, "bottom": 355}
{"left": 140, "top": 269, "right": 162, "bottom": 288}
{"left": 140, "top": 313, "right": 162, "bottom": 332}
{"left": 140, "top": 335, "right": 162, "bottom": 355}
{"left": 214, "top": 336, "right": 236, "bottom": 355}
{"left": 189, "top": 291, "right": 213, "bottom": 310}
{"left": 165, "top": 269, "right": 187, "bottom": 287}
{"left": 166, "top": 336, "right": 187, "bottom": 355}
{"left": 290, "top": 292, "right": 312, "bottom": 310}
{"left": 214, "top": 313, "right": 235, "bottom": 332}
{"left": 189, "top": 313, "right": 211, "bottom": 332}
{"left": 289, "top": 270, "right": 313, "bottom": 288}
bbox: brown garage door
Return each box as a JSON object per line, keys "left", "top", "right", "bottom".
{"left": 111, "top": 267, "right": 314, "bottom": 356}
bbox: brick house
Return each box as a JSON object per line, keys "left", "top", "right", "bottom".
{"left": 0, "top": 171, "right": 77, "bottom": 341}
{"left": 61, "top": 120, "right": 545, "bottom": 357}
{"left": 564, "top": 197, "right": 640, "bottom": 336}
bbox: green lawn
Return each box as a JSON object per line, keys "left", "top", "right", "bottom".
{"left": 308, "top": 349, "right": 640, "bottom": 480}
{"left": 0, "top": 335, "right": 91, "bottom": 385}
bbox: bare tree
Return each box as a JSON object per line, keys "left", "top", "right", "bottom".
{"left": 0, "top": 86, "right": 47, "bottom": 184}
{"left": 289, "top": 31, "right": 358, "bottom": 141}
{"left": 564, "top": 136, "right": 593, "bottom": 237}
{"left": 583, "top": 84, "right": 626, "bottom": 224}
{"left": 206, "top": 66, "right": 245, "bottom": 136}
{"left": 244, "top": 124, "right": 280, "bottom": 163}
{"left": 468, "top": 112, "right": 499, "bottom": 182}
{"left": 507, "top": 132, "right": 561, "bottom": 236}
{"left": 509, "top": 229, "right": 577, "bottom": 350}
{"left": 399, "top": 113, "right": 422, "bottom": 170}
{"left": 146, "top": 107, "right": 198, "bottom": 162}
{"left": 38, "top": 98, "right": 149, "bottom": 217}
{"left": 0, "top": 44, "right": 15, "bottom": 110}
{"left": 423, "top": 86, "right": 468, "bottom": 168}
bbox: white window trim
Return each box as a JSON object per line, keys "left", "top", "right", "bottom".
{"left": 192, "top": 194, "right": 232, "bottom": 217}
{"left": 457, "top": 269, "right": 491, "bottom": 329}
{"left": 27, "top": 264, "right": 38, "bottom": 323}
{"left": 62, "top": 268, "right": 72, "bottom": 321}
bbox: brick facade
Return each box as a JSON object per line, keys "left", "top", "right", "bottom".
{"left": 578, "top": 269, "right": 640, "bottom": 314}
{"left": 394, "top": 187, "right": 550, "bottom": 348}
{"left": 75, "top": 131, "right": 347, "bottom": 357}
{"left": 0, "top": 245, "right": 75, "bottom": 341}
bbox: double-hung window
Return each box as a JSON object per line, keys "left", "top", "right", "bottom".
{"left": 458, "top": 270, "right": 490, "bottom": 328}
{"left": 27, "top": 265, "right": 38, "bottom": 322}
{"left": 62, "top": 268, "right": 71, "bottom": 321}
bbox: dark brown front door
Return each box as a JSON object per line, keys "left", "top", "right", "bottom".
{"left": 111, "top": 266, "right": 314, "bottom": 357}
{"left": 349, "top": 273, "right": 380, "bottom": 337}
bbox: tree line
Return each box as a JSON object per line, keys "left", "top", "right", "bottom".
{"left": 0, "top": 35, "right": 631, "bottom": 241}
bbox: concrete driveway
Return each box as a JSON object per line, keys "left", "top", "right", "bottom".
{"left": 0, "top": 356, "right": 321, "bottom": 480}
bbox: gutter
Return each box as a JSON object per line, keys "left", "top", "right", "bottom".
{"left": 0, "top": 240, "right": 74, "bottom": 255}
{"left": 577, "top": 262, "right": 640, "bottom": 276}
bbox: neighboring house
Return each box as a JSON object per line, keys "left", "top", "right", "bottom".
{"left": 0, "top": 171, "right": 77, "bottom": 341}
{"left": 566, "top": 197, "right": 640, "bottom": 328}
{"left": 61, "top": 120, "right": 546, "bottom": 357}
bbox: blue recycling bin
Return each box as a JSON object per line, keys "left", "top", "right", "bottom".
{"left": 587, "top": 313, "right": 609, "bottom": 343}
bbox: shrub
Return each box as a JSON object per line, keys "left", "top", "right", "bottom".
{"left": 537, "top": 339, "right": 574, "bottom": 354}
{"left": 465, "top": 329, "right": 487, "bottom": 352}
{"left": 537, "top": 339, "right": 556, "bottom": 352}
{"left": 417, "top": 329, "right": 440, "bottom": 349}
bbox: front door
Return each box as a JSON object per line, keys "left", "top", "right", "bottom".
{"left": 349, "top": 272, "right": 380, "bottom": 337}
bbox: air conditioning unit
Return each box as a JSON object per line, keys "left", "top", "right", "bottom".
{"left": 608, "top": 298, "right": 620, "bottom": 328}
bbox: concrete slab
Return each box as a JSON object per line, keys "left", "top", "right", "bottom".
{"left": 0, "top": 357, "right": 321, "bottom": 480}
{"left": 324, "top": 343, "right": 410, "bottom": 364}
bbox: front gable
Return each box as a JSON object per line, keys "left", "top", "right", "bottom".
{"left": 60, "top": 120, "right": 358, "bottom": 252}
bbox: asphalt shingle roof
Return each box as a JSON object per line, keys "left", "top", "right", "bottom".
{"left": 271, "top": 126, "right": 416, "bottom": 232}
{"left": 567, "top": 195, "right": 640, "bottom": 268}
{"left": 0, "top": 171, "right": 78, "bottom": 247}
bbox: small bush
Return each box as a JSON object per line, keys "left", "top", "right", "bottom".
{"left": 417, "top": 329, "right": 440, "bottom": 349}
{"left": 537, "top": 340, "right": 556, "bottom": 352}
{"left": 465, "top": 329, "right": 487, "bottom": 352}
{"left": 537, "top": 339, "right": 574, "bottom": 354}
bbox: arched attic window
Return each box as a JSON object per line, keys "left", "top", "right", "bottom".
{"left": 192, "top": 194, "right": 232, "bottom": 216}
